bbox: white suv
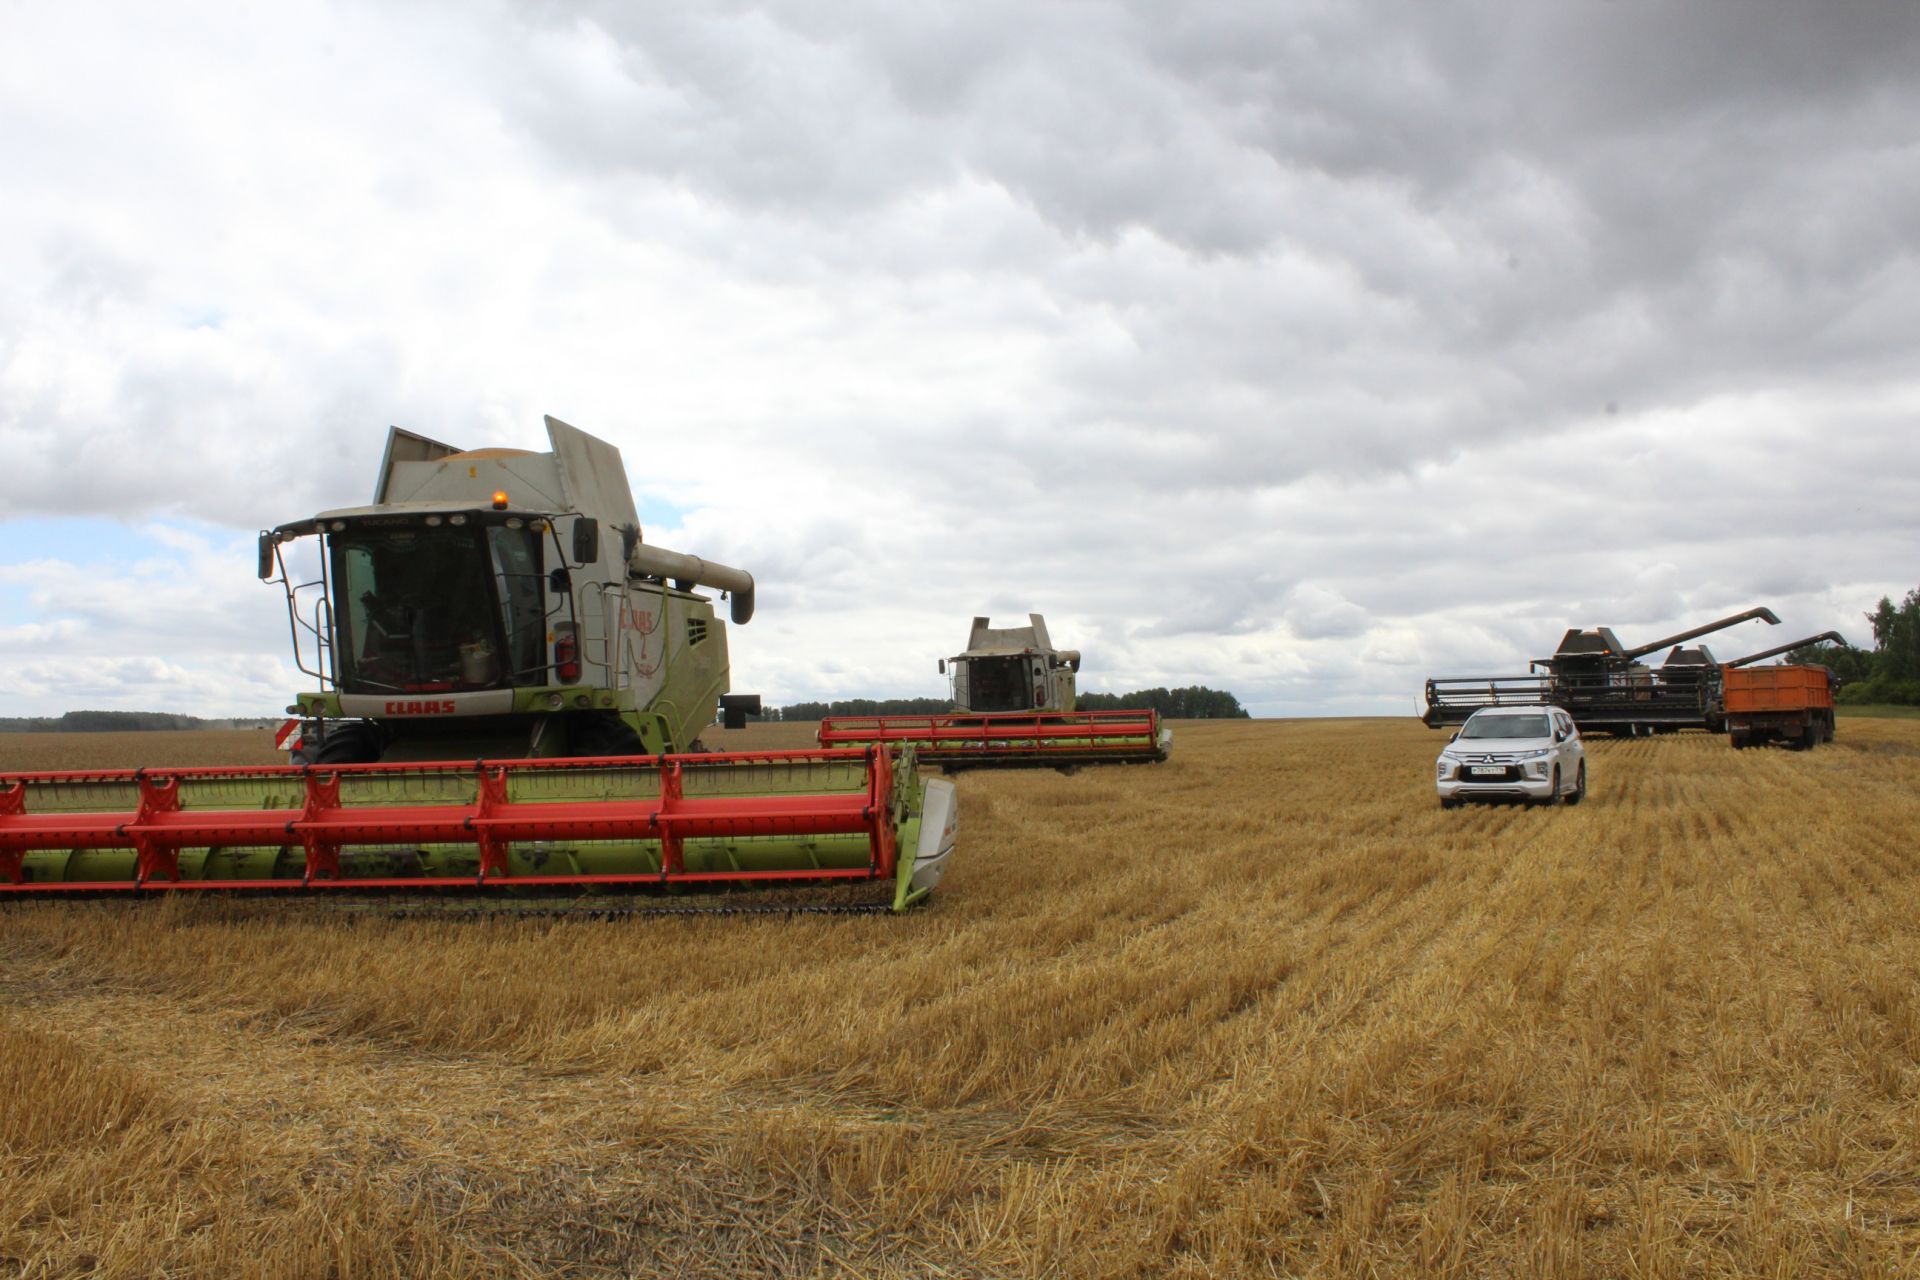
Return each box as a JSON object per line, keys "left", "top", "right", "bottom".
{"left": 1436, "top": 706, "right": 1586, "bottom": 808}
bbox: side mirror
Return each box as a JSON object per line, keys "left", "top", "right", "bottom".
{"left": 571, "top": 517, "right": 600, "bottom": 565}
{"left": 1448, "top": 731, "right": 1459, "bottom": 742}
{"left": 257, "top": 531, "right": 276, "bottom": 580}
{"left": 937, "top": 659, "right": 946, "bottom": 675}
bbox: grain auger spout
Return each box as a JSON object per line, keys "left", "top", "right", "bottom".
{"left": 1619, "top": 607, "right": 1782, "bottom": 662}
{"left": 0, "top": 414, "right": 957, "bottom": 910}
{"left": 818, "top": 614, "right": 1172, "bottom": 772}
{"left": 1725, "top": 631, "right": 1846, "bottom": 668}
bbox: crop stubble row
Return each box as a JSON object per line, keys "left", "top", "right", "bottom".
{"left": 1, "top": 718, "right": 1917, "bottom": 1277}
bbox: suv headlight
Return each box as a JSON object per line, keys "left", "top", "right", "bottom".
{"left": 1516, "top": 748, "right": 1552, "bottom": 760}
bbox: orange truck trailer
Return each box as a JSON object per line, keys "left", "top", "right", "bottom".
{"left": 1724, "top": 665, "right": 1836, "bottom": 750}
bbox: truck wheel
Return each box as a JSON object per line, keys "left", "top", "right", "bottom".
{"left": 1565, "top": 761, "right": 1586, "bottom": 805}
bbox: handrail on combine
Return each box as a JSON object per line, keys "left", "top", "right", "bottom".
{"left": 0, "top": 748, "right": 901, "bottom": 895}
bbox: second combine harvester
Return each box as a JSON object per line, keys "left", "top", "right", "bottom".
{"left": 818, "top": 614, "right": 1173, "bottom": 771}
{"left": 0, "top": 417, "right": 955, "bottom": 910}
{"left": 1422, "top": 608, "right": 1785, "bottom": 735}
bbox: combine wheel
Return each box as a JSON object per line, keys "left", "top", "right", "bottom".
{"left": 1565, "top": 761, "right": 1586, "bottom": 806}
{"left": 295, "top": 721, "right": 386, "bottom": 765}
{"left": 568, "top": 712, "right": 647, "bottom": 757}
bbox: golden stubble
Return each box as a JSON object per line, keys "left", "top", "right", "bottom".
{"left": 2, "top": 718, "right": 1918, "bottom": 1276}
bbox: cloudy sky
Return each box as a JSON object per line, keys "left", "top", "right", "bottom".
{"left": 3, "top": 0, "right": 1917, "bottom": 719}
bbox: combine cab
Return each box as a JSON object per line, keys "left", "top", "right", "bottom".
{"left": 0, "top": 416, "right": 956, "bottom": 909}
{"left": 818, "top": 615, "right": 1172, "bottom": 771}
{"left": 1423, "top": 608, "right": 1781, "bottom": 734}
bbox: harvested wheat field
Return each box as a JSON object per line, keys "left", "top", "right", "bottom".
{"left": 3, "top": 717, "right": 1919, "bottom": 1278}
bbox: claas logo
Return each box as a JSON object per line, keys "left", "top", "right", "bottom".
{"left": 383, "top": 700, "right": 458, "bottom": 715}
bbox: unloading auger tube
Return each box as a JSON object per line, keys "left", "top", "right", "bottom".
{"left": 0, "top": 747, "right": 957, "bottom": 912}
{"left": 1725, "top": 631, "right": 1847, "bottom": 668}
{"left": 1617, "top": 607, "right": 1782, "bottom": 662}
{"left": 625, "top": 542, "right": 755, "bottom": 627}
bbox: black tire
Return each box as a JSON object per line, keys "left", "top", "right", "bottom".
{"left": 567, "top": 711, "right": 647, "bottom": 758}
{"left": 1439, "top": 797, "right": 1458, "bottom": 810}
{"left": 1565, "top": 761, "right": 1586, "bottom": 806}
{"left": 295, "top": 720, "right": 386, "bottom": 765}
{"left": 1542, "top": 766, "right": 1562, "bottom": 807}
{"left": 1822, "top": 714, "right": 1836, "bottom": 744}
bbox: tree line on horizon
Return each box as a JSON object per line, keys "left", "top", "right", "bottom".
{"left": 754, "top": 685, "right": 1250, "bottom": 721}
{"left": 0, "top": 710, "right": 277, "bottom": 734}
{"left": 1785, "top": 584, "right": 1920, "bottom": 705}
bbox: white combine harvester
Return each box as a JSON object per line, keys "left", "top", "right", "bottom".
{"left": 0, "top": 416, "right": 956, "bottom": 911}
{"left": 819, "top": 614, "right": 1173, "bottom": 771}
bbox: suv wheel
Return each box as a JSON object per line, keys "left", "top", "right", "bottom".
{"left": 1565, "top": 761, "right": 1586, "bottom": 806}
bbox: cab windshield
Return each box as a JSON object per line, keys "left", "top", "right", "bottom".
{"left": 330, "top": 522, "right": 547, "bottom": 692}
{"left": 961, "top": 655, "right": 1034, "bottom": 712}
{"left": 1460, "top": 713, "right": 1551, "bottom": 740}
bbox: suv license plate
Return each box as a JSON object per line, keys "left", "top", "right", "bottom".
{"left": 1468, "top": 766, "right": 1505, "bottom": 777}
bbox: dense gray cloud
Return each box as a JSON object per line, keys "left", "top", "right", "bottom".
{"left": 1, "top": 0, "right": 1916, "bottom": 717}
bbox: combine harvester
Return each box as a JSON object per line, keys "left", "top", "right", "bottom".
{"left": 1422, "top": 608, "right": 1782, "bottom": 735}
{"left": 818, "top": 615, "right": 1172, "bottom": 772}
{"left": 0, "top": 417, "right": 955, "bottom": 911}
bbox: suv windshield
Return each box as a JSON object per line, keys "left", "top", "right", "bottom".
{"left": 330, "top": 522, "right": 546, "bottom": 692}
{"left": 1460, "top": 713, "right": 1551, "bottom": 740}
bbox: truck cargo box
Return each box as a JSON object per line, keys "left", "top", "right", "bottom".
{"left": 1723, "top": 665, "right": 1835, "bottom": 714}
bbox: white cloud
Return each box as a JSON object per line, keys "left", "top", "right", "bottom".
{"left": 1, "top": 0, "right": 1917, "bottom": 719}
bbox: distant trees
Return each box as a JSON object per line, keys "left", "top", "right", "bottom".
{"left": 1820, "top": 587, "right": 1920, "bottom": 706}
{"left": 757, "top": 686, "right": 1251, "bottom": 721}
{"left": 1077, "top": 686, "right": 1251, "bottom": 719}
{"left": 1787, "top": 586, "right": 1920, "bottom": 706}
{"left": 0, "top": 711, "right": 272, "bottom": 733}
